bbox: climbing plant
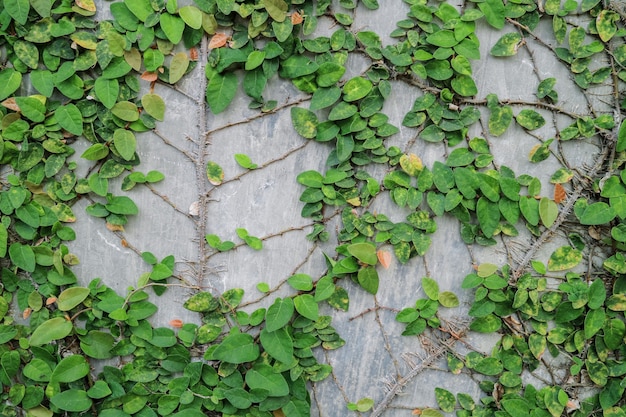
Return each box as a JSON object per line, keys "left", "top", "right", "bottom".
{"left": 0, "top": 0, "right": 624, "bottom": 416}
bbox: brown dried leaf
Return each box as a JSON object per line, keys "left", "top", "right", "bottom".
{"left": 189, "top": 47, "right": 198, "bottom": 61}
{"left": 291, "top": 11, "right": 304, "bottom": 25}
{"left": 554, "top": 183, "right": 566, "bottom": 204}
{"left": 46, "top": 297, "right": 57, "bottom": 306}
{"left": 169, "top": 319, "right": 183, "bottom": 328}
{"left": 141, "top": 71, "right": 159, "bottom": 82}
{"left": 377, "top": 250, "right": 392, "bottom": 269}
{"left": 209, "top": 33, "right": 229, "bottom": 49}
{"left": 23, "top": 308, "right": 32, "bottom": 319}
{"left": 1, "top": 98, "right": 20, "bottom": 112}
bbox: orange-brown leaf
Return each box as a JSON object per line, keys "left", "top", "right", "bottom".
{"left": 121, "top": 239, "right": 129, "bottom": 248}
{"left": 377, "top": 249, "right": 392, "bottom": 269}
{"left": 46, "top": 297, "right": 57, "bottom": 306}
{"left": 554, "top": 183, "right": 566, "bottom": 204}
{"left": 209, "top": 33, "right": 229, "bottom": 49}
{"left": 291, "top": 11, "right": 304, "bottom": 25}
{"left": 169, "top": 319, "right": 183, "bottom": 328}
{"left": 23, "top": 308, "right": 32, "bottom": 320}
{"left": 141, "top": 71, "right": 158, "bottom": 82}
{"left": 189, "top": 47, "right": 198, "bottom": 61}
{"left": 1, "top": 98, "right": 20, "bottom": 112}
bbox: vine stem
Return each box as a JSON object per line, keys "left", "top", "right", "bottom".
{"left": 511, "top": 143, "right": 611, "bottom": 281}
{"left": 368, "top": 327, "right": 467, "bottom": 417}
{"left": 195, "top": 33, "right": 212, "bottom": 291}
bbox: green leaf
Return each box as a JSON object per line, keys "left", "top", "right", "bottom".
{"left": 0, "top": 224, "right": 6, "bottom": 258}
{"left": 259, "top": 328, "right": 293, "bottom": 365}
{"left": 80, "top": 331, "right": 115, "bottom": 359}
{"left": 212, "top": 332, "right": 259, "bottom": 363}
{"left": 9, "top": 243, "right": 35, "bottom": 272}
{"left": 347, "top": 242, "right": 377, "bottom": 265}
{"left": 105, "top": 196, "right": 138, "bottom": 215}
{"left": 470, "top": 314, "right": 501, "bottom": 332}
{"left": 604, "top": 318, "right": 625, "bottom": 349}
{"left": 5, "top": 0, "right": 30, "bottom": 25}
{"left": 294, "top": 294, "right": 319, "bottom": 321}
{"left": 435, "top": 388, "right": 456, "bottom": 413}
{"left": 206, "top": 72, "right": 237, "bottom": 114}
{"left": 94, "top": 78, "right": 119, "bottom": 109}
{"left": 439, "top": 291, "right": 459, "bottom": 307}
{"left": 357, "top": 266, "right": 379, "bottom": 294}
{"left": 421, "top": 409, "right": 444, "bottom": 417}
{"left": 51, "top": 355, "right": 90, "bottom": 383}
{"left": 57, "top": 287, "right": 90, "bottom": 311}
{"left": 30, "top": 317, "right": 73, "bottom": 346}
{"left": 159, "top": 13, "right": 185, "bottom": 44}
{"left": 316, "top": 62, "right": 346, "bottom": 87}
{"left": 206, "top": 161, "right": 224, "bottom": 185}
{"left": 477, "top": 197, "right": 499, "bottom": 237}
{"left": 501, "top": 398, "right": 530, "bottom": 417}
{"left": 246, "top": 364, "right": 290, "bottom": 401}
{"left": 264, "top": 0, "right": 287, "bottom": 22}
{"left": 547, "top": 246, "right": 582, "bottom": 271}
{"left": 490, "top": 32, "right": 522, "bottom": 56}
{"left": 169, "top": 52, "right": 189, "bottom": 84}
{"left": 291, "top": 107, "right": 318, "bottom": 139}
{"left": 426, "top": 30, "right": 458, "bottom": 47}
{"left": 336, "top": 135, "right": 354, "bottom": 161}
{"left": 0, "top": 68, "right": 22, "bottom": 101}
{"left": 597, "top": 10, "right": 619, "bottom": 42}
{"left": 488, "top": 105, "right": 513, "bottom": 136}
{"left": 279, "top": 55, "right": 319, "bottom": 79}
{"left": 584, "top": 307, "right": 605, "bottom": 339}
{"left": 14, "top": 40, "right": 39, "bottom": 69}
{"left": 516, "top": 109, "right": 545, "bottom": 130}
{"left": 124, "top": 0, "right": 152, "bottom": 20}
{"left": 183, "top": 292, "right": 219, "bottom": 312}
{"left": 422, "top": 277, "right": 439, "bottom": 300}
{"left": 141, "top": 94, "right": 165, "bottom": 121}
{"left": 451, "top": 75, "right": 477, "bottom": 96}
{"left": 234, "top": 154, "right": 257, "bottom": 169}
{"left": 179, "top": 5, "right": 203, "bottom": 29}
{"left": 342, "top": 77, "right": 373, "bottom": 102}
{"left": 111, "top": 101, "right": 139, "bottom": 122}
{"left": 617, "top": 120, "right": 626, "bottom": 152}
{"left": 478, "top": 0, "right": 505, "bottom": 29}
{"left": 50, "top": 389, "right": 92, "bottom": 412}
{"left": 519, "top": 197, "right": 539, "bottom": 226}
{"left": 539, "top": 197, "right": 558, "bottom": 228}
{"left": 578, "top": 202, "right": 616, "bottom": 225}
{"left": 82, "top": 144, "right": 109, "bottom": 162}
{"left": 113, "top": 129, "right": 137, "bottom": 161}
{"left": 55, "top": 104, "right": 84, "bottom": 136}
{"left": 266, "top": 298, "right": 294, "bottom": 332}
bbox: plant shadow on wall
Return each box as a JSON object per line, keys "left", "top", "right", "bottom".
{"left": 0, "top": 0, "right": 625, "bottom": 416}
